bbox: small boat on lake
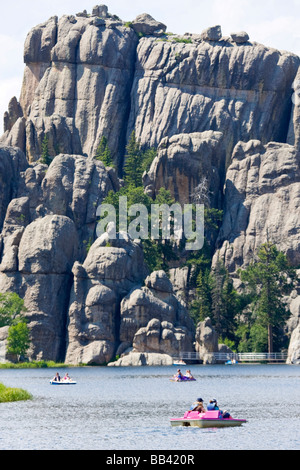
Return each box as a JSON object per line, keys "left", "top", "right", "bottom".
{"left": 170, "top": 410, "right": 247, "bottom": 428}
{"left": 50, "top": 380, "right": 77, "bottom": 385}
{"left": 170, "top": 376, "right": 196, "bottom": 382}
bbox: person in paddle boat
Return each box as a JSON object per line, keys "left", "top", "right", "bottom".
{"left": 185, "top": 370, "right": 194, "bottom": 380}
{"left": 52, "top": 372, "right": 61, "bottom": 382}
{"left": 63, "top": 373, "right": 72, "bottom": 382}
{"left": 191, "top": 398, "right": 206, "bottom": 413}
{"left": 207, "top": 399, "right": 220, "bottom": 410}
{"left": 174, "top": 369, "right": 184, "bottom": 381}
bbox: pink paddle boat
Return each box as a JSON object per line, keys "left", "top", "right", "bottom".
{"left": 170, "top": 410, "right": 247, "bottom": 428}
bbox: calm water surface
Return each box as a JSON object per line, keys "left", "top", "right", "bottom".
{"left": 0, "top": 364, "right": 299, "bottom": 450}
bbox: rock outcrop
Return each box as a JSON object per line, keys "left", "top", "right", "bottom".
{"left": 1, "top": 7, "right": 299, "bottom": 172}
{"left": 65, "top": 233, "right": 147, "bottom": 365}
{"left": 127, "top": 33, "right": 299, "bottom": 167}
{"left": 213, "top": 140, "right": 300, "bottom": 273}
{"left": 1, "top": 5, "right": 300, "bottom": 364}
{"left": 118, "top": 270, "right": 194, "bottom": 357}
{"left": 143, "top": 131, "right": 225, "bottom": 207}
{"left": 1, "top": 12, "right": 139, "bottom": 166}
{"left": 195, "top": 317, "right": 219, "bottom": 364}
{"left": 0, "top": 215, "right": 78, "bottom": 361}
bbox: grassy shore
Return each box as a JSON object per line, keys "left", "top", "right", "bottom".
{"left": 0, "top": 361, "right": 78, "bottom": 369}
{"left": 0, "top": 382, "right": 32, "bottom": 403}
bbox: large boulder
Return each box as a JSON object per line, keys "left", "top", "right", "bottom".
{"left": 65, "top": 234, "right": 147, "bottom": 365}
{"left": 132, "top": 318, "right": 192, "bottom": 357}
{"left": 131, "top": 13, "right": 167, "bottom": 36}
{"left": 118, "top": 270, "right": 194, "bottom": 355}
{"left": 108, "top": 351, "right": 173, "bottom": 367}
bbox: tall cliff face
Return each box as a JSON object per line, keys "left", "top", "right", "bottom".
{"left": 1, "top": 5, "right": 300, "bottom": 364}
{"left": 1, "top": 8, "right": 299, "bottom": 170}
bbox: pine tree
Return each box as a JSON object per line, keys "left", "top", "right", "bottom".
{"left": 123, "top": 131, "right": 144, "bottom": 187}
{"left": 209, "top": 258, "right": 240, "bottom": 341}
{"left": 239, "top": 242, "right": 298, "bottom": 353}
{"left": 95, "top": 136, "right": 115, "bottom": 168}
{"left": 40, "top": 134, "right": 52, "bottom": 166}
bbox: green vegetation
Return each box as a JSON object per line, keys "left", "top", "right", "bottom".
{"left": 0, "top": 292, "right": 30, "bottom": 362}
{"left": 0, "top": 292, "right": 27, "bottom": 327}
{"left": 191, "top": 241, "right": 298, "bottom": 353}
{"left": 94, "top": 136, "right": 115, "bottom": 168}
{"left": 40, "top": 134, "right": 52, "bottom": 166}
{"left": 173, "top": 37, "right": 192, "bottom": 44}
{"left": 0, "top": 361, "right": 76, "bottom": 369}
{"left": 238, "top": 242, "right": 298, "bottom": 353}
{"left": 7, "top": 322, "right": 30, "bottom": 360}
{"left": 100, "top": 132, "right": 184, "bottom": 271}
{"left": 0, "top": 382, "right": 32, "bottom": 403}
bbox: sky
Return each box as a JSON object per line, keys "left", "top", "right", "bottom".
{"left": 1, "top": 0, "right": 300, "bottom": 135}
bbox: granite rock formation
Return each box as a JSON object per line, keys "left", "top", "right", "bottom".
{"left": 213, "top": 140, "right": 300, "bottom": 273}
{"left": 118, "top": 270, "right": 194, "bottom": 357}
{"left": 65, "top": 233, "right": 147, "bottom": 365}
{"left": 0, "top": 5, "right": 300, "bottom": 363}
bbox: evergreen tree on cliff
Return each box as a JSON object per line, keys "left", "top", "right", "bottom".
{"left": 239, "top": 242, "right": 298, "bottom": 353}
{"left": 123, "top": 131, "right": 144, "bottom": 187}
{"left": 95, "top": 136, "right": 115, "bottom": 168}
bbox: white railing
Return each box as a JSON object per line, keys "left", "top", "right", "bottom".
{"left": 173, "top": 352, "right": 288, "bottom": 362}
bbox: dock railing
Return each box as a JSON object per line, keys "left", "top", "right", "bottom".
{"left": 173, "top": 352, "right": 288, "bottom": 363}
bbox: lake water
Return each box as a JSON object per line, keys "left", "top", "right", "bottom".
{"left": 0, "top": 364, "right": 299, "bottom": 451}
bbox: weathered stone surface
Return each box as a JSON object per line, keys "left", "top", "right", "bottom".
{"left": 132, "top": 318, "right": 193, "bottom": 357}
{"left": 108, "top": 351, "right": 173, "bottom": 367}
{"left": 195, "top": 317, "right": 218, "bottom": 364}
{"left": 144, "top": 131, "right": 224, "bottom": 205}
{"left": 0, "top": 326, "right": 10, "bottom": 363}
{"left": 214, "top": 141, "right": 300, "bottom": 273}
{"left": 145, "top": 270, "right": 173, "bottom": 293}
{"left": 201, "top": 25, "right": 222, "bottom": 41}
{"left": 40, "top": 154, "right": 118, "bottom": 254}
{"left": 287, "top": 67, "right": 300, "bottom": 150}
{"left": 1, "top": 8, "right": 300, "bottom": 364}
{"left": 127, "top": 36, "right": 299, "bottom": 166}
{"left": 230, "top": 31, "right": 250, "bottom": 44}
{"left": 131, "top": 13, "right": 167, "bottom": 36}
{"left": 0, "top": 146, "right": 28, "bottom": 230}
{"left": 2, "top": 13, "right": 138, "bottom": 165}
{"left": 2, "top": 10, "right": 298, "bottom": 172}
{"left": 92, "top": 5, "right": 109, "bottom": 18}
{"left": 287, "top": 294, "right": 300, "bottom": 334}
{"left": 18, "top": 215, "right": 78, "bottom": 274}
{"left": 287, "top": 324, "right": 300, "bottom": 364}
{"left": 0, "top": 215, "right": 78, "bottom": 361}
{"left": 117, "top": 270, "right": 195, "bottom": 361}
{"left": 65, "top": 234, "right": 147, "bottom": 365}
{"left": 3, "top": 97, "right": 23, "bottom": 133}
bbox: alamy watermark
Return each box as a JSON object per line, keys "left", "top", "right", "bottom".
{"left": 96, "top": 197, "right": 204, "bottom": 251}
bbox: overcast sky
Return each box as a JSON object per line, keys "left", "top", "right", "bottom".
{"left": 1, "top": 0, "right": 300, "bottom": 135}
